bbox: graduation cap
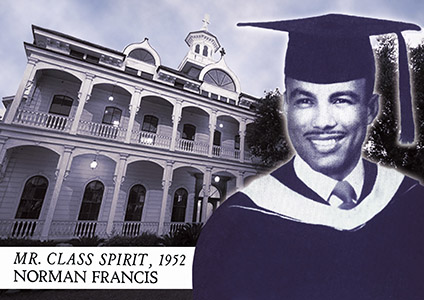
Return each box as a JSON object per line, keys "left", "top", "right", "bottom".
{"left": 238, "top": 14, "right": 421, "bottom": 144}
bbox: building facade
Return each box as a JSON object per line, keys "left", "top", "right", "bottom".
{"left": 0, "top": 21, "right": 259, "bottom": 240}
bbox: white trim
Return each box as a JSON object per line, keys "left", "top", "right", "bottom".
{"left": 238, "top": 164, "right": 404, "bottom": 231}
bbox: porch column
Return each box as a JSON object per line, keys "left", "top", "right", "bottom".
{"left": 158, "top": 160, "right": 174, "bottom": 235}
{"left": 236, "top": 171, "right": 245, "bottom": 190}
{"left": 0, "top": 137, "right": 9, "bottom": 181}
{"left": 170, "top": 99, "right": 183, "bottom": 151}
{"left": 125, "top": 88, "right": 142, "bottom": 143}
{"left": 208, "top": 111, "right": 217, "bottom": 157}
{"left": 70, "top": 73, "right": 95, "bottom": 134}
{"left": 4, "top": 57, "right": 38, "bottom": 124}
{"left": 239, "top": 118, "right": 247, "bottom": 162}
{"left": 40, "top": 145, "right": 74, "bottom": 240}
{"left": 106, "top": 153, "right": 129, "bottom": 235}
{"left": 201, "top": 166, "right": 212, "bottom": 222}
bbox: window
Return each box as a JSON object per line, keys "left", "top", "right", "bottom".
{"left": 174, "top": 80, "right": 185, "bottom": 90}
{"left": 78, "top": 181, "right": 104, "bottom": 220}
{"left": 204, "top": 69, "right": 236, "bottom": 91}
{"left": 213, "top": 130, "right": 221, "bottom": 146}
{"left": 171, "top": 188, "right": 188, "bottom": 222}
{"left": 125, "top": 185, "right": 146, "bottom": 221}
{"left": 125, "top": 66, "right": 139, "bottom": 76}
{"left": 195, "top": 44, "right": 200, "bottom": 54}
{"left": 235, "top": 135, "right": 240, "bottom": 150}
{"left": 142, "top": 115, "right": 158, "bottom": 133}
{"left": 182, "top": 124, "right": 196, "bottom": 141}
{"left": 201, "top": 90, "right": 209, "bottom": 97}
{"left": 49, "top": 95, "right": 73, "bottom": 116}
{"left": 86, "top": 54, "right": 99, "bottom": 64}
{"left": 203, "top": 46, "right": 208, "bottom": 57}
{"left": 140, "top": 72, "right": 154, "bottom": 80}
{"left": 70, "top": 50, "right": 84, "bottom": 59}
{"left": 128, "top": 49, "right": 155, "bottom": 65}
{"left": 15, "top": 176, "right": 48, "bottom": 219}
{"left": 102, "top": 107, "right": 122, "bottom": 126}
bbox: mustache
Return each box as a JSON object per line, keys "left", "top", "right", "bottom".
{"left": 303, "top": 130, "right": 347, "bottom": 137}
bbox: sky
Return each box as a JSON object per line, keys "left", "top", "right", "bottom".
{"left": 1, "top": 0, "right": 424, "bottom": 116}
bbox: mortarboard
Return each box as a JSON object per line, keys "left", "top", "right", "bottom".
{"left": 238, "top": 14, "right": 421, "bottom": 144}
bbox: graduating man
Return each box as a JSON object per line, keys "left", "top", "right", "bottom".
{"left": 193, "top": 14, "right": 424, "bottom": 299}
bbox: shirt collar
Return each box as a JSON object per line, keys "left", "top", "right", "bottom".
{"left": 293, "top": 155, "right": 364, "bottom": 201}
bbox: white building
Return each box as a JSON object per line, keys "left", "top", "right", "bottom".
{"left": 0, "top": 20, "right": 259, "bottom": 240}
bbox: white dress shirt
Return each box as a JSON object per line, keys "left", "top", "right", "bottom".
{"left": 293, "top": 156, "right": 364, "bottom": 207}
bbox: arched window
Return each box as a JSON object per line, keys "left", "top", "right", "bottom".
{"left": 195, "top": 44, "right": 200, "bottom": 54}
{"left": 102, "top": 106, "right": 122, "bottom": 126}
{"left": 171, "top": 188, "right": 188, "bottom": 222}
{"left": 128, "top": 49, "right": 155, "bottom": 65}
{"left": 125, "top": 184, "right": 146, "bottom": 221}
{"left": 204, "top": 69, "right": 236, "bottom": 91}
{"left": 49, "top": 95, "right": 73, "bottom": 116}
{"left": 15, "top": 176, "right": 48, "bottom": 219}
{"left": 78, "top": 180, "right": 104, "bottom": 220}
{"left": 203, "top": 46, "right": 208, "bottom": 57}
{"left": 142, "top": 115, "right": 158, "bottom": 133}
{"left": 182, "top": 124, "right": 196, "bottom": 141}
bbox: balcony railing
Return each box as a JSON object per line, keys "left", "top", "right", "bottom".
{"left": 113, "top": 221, "right": 159, "bottom": 236}
{"left": 176, "top": 138, "right": 209, "bottom": 155}
{"left": 49, "top": 220, "right": 108, "bottom": 239}
{"left": 78, "top": 120, "right": 126, "bottom": 141}
{"left": 131, "top": 130, "right": 172, "bottom": 149}
{"left": 11, "top": 110, "right": 251, "bottom": 163}
{"left": 14, "top": 109, "right": 72, "bottom": 132}
{"left": 212, "top": 145, "right": 241, "bottom": 160}
{"left": 0, "top": 219, "right": 43, "bottom": 239}
{"left": 163, "top": 222, "right": 187, "bottom": 234}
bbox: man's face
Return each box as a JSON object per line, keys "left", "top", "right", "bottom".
{"left": 284, "top": 77, "right": 378, "bottom": 180}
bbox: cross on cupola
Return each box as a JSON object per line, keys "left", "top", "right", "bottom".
{"left": 220, "top": 48, "right": 226, "bottom": 57}
{"left": 202, "top": 14, "right": 210, "bottom": 30}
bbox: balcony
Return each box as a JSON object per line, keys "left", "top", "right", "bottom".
{"left": 15, "top": 109, "right": 72, "bottom": 132}
{"left": 212, "top": 145, "right": 240, "bottom": 160}
{"left": 0, "top": 220, "right": 190, "bottom": 240}
{"left": 131, "top": 130, "right": 172, "bottom": 149}
{"left": 176, "top": 138, "right": 209, "bottom": 155}
{"left": 77, "top": 120, "right": 127, "bottom": 141}
{"left": 11, "top": 110, "right": 247, "bottom": 161}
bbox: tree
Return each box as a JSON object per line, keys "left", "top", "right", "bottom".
{"left": 246, "top": 89, "right": 292, "bottom": 169}
{"left": 364, "top": 34, "right": 424, "bottom": 181}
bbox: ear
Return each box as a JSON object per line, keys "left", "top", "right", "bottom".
{"left": 366, "top": 94, "right": 379, "bottom": 124}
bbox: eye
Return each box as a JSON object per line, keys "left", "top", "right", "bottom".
{"left": 294, "top": 98, "right": 314, "bottom": 107}
{"left": 333, "top": 98, "right": 353, "bottom": 105}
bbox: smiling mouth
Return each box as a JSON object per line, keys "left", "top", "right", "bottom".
{"left": 307, "top": 134, "right": 345, "bottom": 153}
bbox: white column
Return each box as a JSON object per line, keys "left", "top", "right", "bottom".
{"left": 40, "top": 146, "right": 74, "bottom": 240}
{"left": 0, "top": 137, "right": 9, "bottom": 181}
{"left": 239, "top": 118, "right": 247, "bottom": 162}
{"left": 201, "top": 166, "right": 212, "bottom": 222}
{"left": 106, "top": 154, "right": 129, "bottom": 235}
{"left": 170, "top": 99, "right": 183, "bottom": 151}
{"left": 4, "top": 57, "right": 38, "bottom": 124}
{"left": 157, "top": 160, "right": 174, "bottom": 235}
{"left": 208, "top": 111, "right": 217, "bottom": 157}
{"left": 125, "top": 88, "right": 142, "bottom": 143}
{"left": 70, "top": 73, "right": 95, "bottom": 134}
{"left": 236, "top": 171, "right": 245, "bottom": 190}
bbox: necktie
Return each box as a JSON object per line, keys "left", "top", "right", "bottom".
{"left": 331, "top": 181, "right": 357, "bottom": 210}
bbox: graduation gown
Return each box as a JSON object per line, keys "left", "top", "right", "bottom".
{"left": 193, "top": 159, "right": 424, "bottom": 300}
